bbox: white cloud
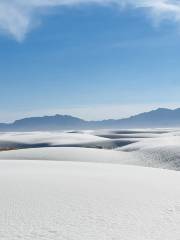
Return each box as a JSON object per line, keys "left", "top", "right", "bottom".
{"left": 0, "top": 0, "right": 180, "bottom": 41}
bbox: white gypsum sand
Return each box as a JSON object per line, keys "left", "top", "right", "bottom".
{"left": 120, "top": 134, "right": 180, "bottom": 170}
{"left": 0, "top": 131, "right": 107, "bottom": 146}
{"left": 1, "top": 129, "right": 180, "bottom": 170}
{"left": 0, "top": 147, "right": 133, "bottom": 163}
{"left": 0, "top": 129, "right": 180, "bottom": 239}
{"left": 0, "top": 160, "right": 180, "bottom": 240}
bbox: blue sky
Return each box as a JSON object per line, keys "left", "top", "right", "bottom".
{"left": 1, "top": 0, "right": 180, "bottom": 121}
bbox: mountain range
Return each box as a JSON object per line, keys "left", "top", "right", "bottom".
{"left": 0, "top": 108, "right": 180, "bottom": 131}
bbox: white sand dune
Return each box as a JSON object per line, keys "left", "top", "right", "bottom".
{"left": 0, "top": 160, "right": 180, "bottom": 240}
{"left": 0, "top": 130, "right": 137, "bottom": 150}
{"left": 1, "top": 132, "right": 180, "bottom": 171}
{"left": 121, "top": 134, "right": 180, "bottom": 170}
{"left": 0, "top": 147, "right": 133, "bottom": 163}
{"left": 0, "top": 131, "right": 107, "bottom": 146}
{"left": 0, "top": 129, "right": 180, "bottom": 239}
{"left": 1, "top": 129, "right": 180, "bottom": 170}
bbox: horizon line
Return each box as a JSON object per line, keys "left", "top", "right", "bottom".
{"left": 0, "top": 107, "right": 179, "bottom": 125}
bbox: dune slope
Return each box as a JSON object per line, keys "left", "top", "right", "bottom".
{"left": 0, "top": 160, "right": 180, "bottom": 240}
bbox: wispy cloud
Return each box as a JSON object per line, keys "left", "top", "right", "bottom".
{"left": 1, "top": 0, "right": 180, "bottom": 41}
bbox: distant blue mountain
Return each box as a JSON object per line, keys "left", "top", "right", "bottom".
{"left": 0, "top": 115, "right": 86, "bottom": 131}
{"left": 0, "top": 108, "right": 180, "bottom": 131}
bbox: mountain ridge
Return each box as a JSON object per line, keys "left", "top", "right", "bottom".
{"left": 0, "top": 108, "right": 180, "bottom": 131}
